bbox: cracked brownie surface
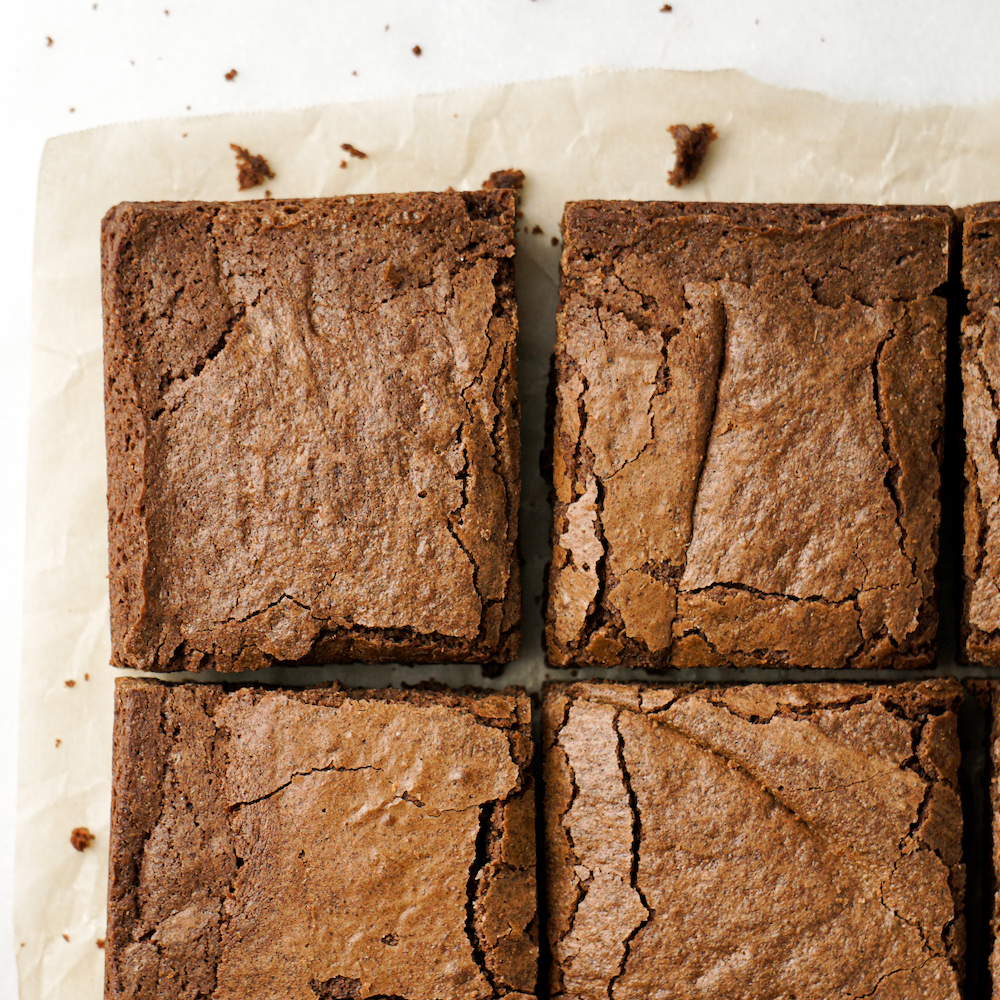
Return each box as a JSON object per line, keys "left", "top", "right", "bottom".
{"left": 106, "top": 678, "right": 537, "bottom": 1000}
{"left": 543, "top": 679, "right": 964, "bottom": 1000}
{"left": 102, "top": 192, "right": 520, "bottom": 672}
{"left": 962, "top": 204, "right": 1000, "bottom": 665}
{"left": 546, "top": 201, "right": 951, "bottom": 670}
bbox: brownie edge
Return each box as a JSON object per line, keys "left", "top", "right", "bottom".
{"left": 106, "top": 678, "right": 537, "bottom": 999}
{"left": 103, "top": 192, "right": 520, "bottom": 672}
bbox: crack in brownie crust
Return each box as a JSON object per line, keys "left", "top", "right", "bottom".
{"left": 543, "top": 679, "right": 965, "bottom": 1000}
{"left": 546, "top": 202, "right": 951, "bottom": 669}
{"left": 102, "top": 192, "right": 520, "bottom": 671}
{"left": 961, "top": 204, "right": 1000, "bottom": 665}
{"left": 106, "top": 679, "right": 537, "bottom": 999}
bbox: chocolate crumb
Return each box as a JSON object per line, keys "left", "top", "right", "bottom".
{"left": 65, "top": 679, "right": 76, "bottom": 688}
{"left": 71, "top": 827, "right": 95, "bottom": 852}
{"left": 660, "top": 3, "right": 673, "bottom": 9}
{"left": 483, "top": 168, "right": 525, "bottom": 191}
{"left": 97, "top": 939, "right": 105, "bottom": 949}
{"left": 352, "top": 70, "right": 357, "bottom": 76}
{"left": 164, "top": 9, "right": 169, "bottom": 14}
{"left": 532, "top": 225, "right": 543, "bottom": 235}
{"left": 339, "top": 160, "right": 348, "bottom": 169}
{"left": 84, "top": 673, "right": 89, "bottom": 681}
{"left": 46, "top": 36, "right": 53, "bottom": 46}
{"left": 62, "top": 934, "right": 70, "bottom": 942}
{"left": 667, "top": 122, "right": 718, "bottom": 187}
{"left": 55, "top": 739, "right": 61, "bottom": 747}
{"left": 516, "top": 210, "right": 524, "bottom": 218}
{"left": 225, "top": 68, "right": 237, "bottom": 81}
{"left": 385, "top": 24, "right": 390, "bottom": 30}
{"left": 181, "top": 132, "right": 187, "bottom": 138}
{"left": 341, "top": 143, "right": 368, "bottom": 159}
{"left": 551, "top": 236, "right": 559, "bottom": 246}
{"left": 230, "top": 143, "right": 275, "bottom": 190}
{"left": 383, "top": 262, "right": 403, "bottom": 287}
{"left": 412, "top": 45, "right": 422, "bottom": 56}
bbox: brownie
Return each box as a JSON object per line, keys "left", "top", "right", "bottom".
{"left": 546, "top": 201, "right": 951, "bottom": 669}
{"left": 543, "top": 679, "right": 964, "bottom": 999}
{"left": 106, "top": 678, "right": 537, "bottom": 999}
{"left": 102, "top": 192, "right": 520, "bottom": 671}
{"left": 961, "top": 204, "right": 1000, "bottom": 665}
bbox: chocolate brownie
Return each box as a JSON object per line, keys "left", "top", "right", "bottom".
{"left": 544, "top": 679, "right": 964, "bottom": 1000}
{"left": 102, "top": 192, "right": 520, "bottom": 671}
{"left": 546, "top": 201, "right": 951, "bottom": 669}
{"left": 666, "top": 123, "right": 717, "bottom": 187}
{"left": 961, "top": 204, "right": 1000, "bottom": 665}
{"left": 106, "top": 678, "right": 537, "bottom": 999}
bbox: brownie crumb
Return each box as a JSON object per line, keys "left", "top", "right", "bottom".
{"left": 96, "top": 939, "right": 105, "bottom": 949}
{"left": 660, "top": 3, "right": 673, "bottom": 9}
{"left": 64, "top": 679, "right": 76, "bottom": 688}
{"left": 71, "top": 827, "right": 95, "bottom": 852}
{"left": 532, "top": 225, "right": 543, "bottom": 235}
{"left": 264, "top": 189, "right": 272, "bottom": 198}
{"left": 667, "top": 122, "right": 718, "bottom": 187}
{"left": 339, "top": 160, "right": 347, "bottom": 169}
{"left": 69, "top": 107, "right": 75, "bottom": 113}
{"left": 382, "top": 262, "right": 403, "bottom": 287}
{"left": 45, "top": 36, "right": 53, "bottom": 46}
{"left": 225, "top": 68, "right": 237, "bottom": 81}
{"left": 62, "top": 934, "right": 70, "bottom": 942}
{"left": 483, "top": 168, "right": 525, "bottom": 191}
{"left": 341, "top": 143, "right": 368, "bottom": 159}
{"left": 84, "top": 673, "right": 90, "bottom": 681}
{"left": 412, "top": 45, "right": 422, "bottom": 56}
{"left": 382, "top": 933, "right": 398, "bottom": 946}
{"left": 230, "top": 143, "right": 275, "bottom": 191}
{"left": 351, "top": 70, "right": 357, "bottom": 76}
{"left": 551, "top": 236, "right": 559, "bottom": 246}
{"left": 55, "top": 739, "right": 61, "bottom": 747}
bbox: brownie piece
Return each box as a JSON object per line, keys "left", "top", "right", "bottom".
{"left": 546, "top": 201, "right": 951, "bottom": 669}
{"left": 666, "top": 123, "right": 717, "bottom": 187}
{"left": 544, "top": 679, "right": 964, "bottom": 999}
{"left": 961, "top": 204, "right": 1000, "bottom": 665}
{"left": 102, "top": 192, "right": 520, "bottom": 671}
{"left": 106, "top": 678, "right": 537, "bottom": 999}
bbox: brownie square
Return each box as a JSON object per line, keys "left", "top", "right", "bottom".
{"left": 102, "top": 192, "right": 520, "bottom": 672}
{"left": 106, "top": 678, "right": 537, "bottom": 999}
{"left": 962, "top": 204, "right": 1000, "bottom": 665}
{"left": 543, "top": 680, "right": 964, "bottom": 999}
{"left": 546, "top": 202, "right": 951, "bottom": 669}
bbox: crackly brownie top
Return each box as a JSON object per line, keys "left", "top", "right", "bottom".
{"left": 961, "top": 204, "right": 1000, "bottom": 653}
{"left": 548, "top": 201, "right": 950, "bottom": 669}
{"left": 544, "top": 679, "right": 964, "bottom": 1000}
{"left": 107, "top": 679, "right": 536, "bottom": 1000}
{"left": 102, "top": 192, "right": 519, "bottom": 671}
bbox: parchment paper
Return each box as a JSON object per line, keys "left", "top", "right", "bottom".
{"left": 17, "top": 67, "right": 1000, "bottom": 999}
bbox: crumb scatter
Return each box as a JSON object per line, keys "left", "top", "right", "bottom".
{"left": 341, "top": 142, "right": 368, "bottom": 159}
{"left": 230, "top": 143, "right": 275, "bottom": 190}
{"left": 667, "top": 122, "right": 718, "bottom": 187}
{"left": 71, "top": 827, "right": 95, "bottom": 852}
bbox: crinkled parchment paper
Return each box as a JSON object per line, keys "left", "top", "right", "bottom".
{"left": 17, "top": 67, "right": 1000, "bottom": 998}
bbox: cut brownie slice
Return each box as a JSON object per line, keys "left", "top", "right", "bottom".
{"left": 102, "top": 192, "right": 520, "bottom": 671}
{"left": 544, "top": 680, "right": 964, "bottom": 1000}
{"left": 962, "top": 204, "right": 1000, "bottom": 665}
{"left": 547, "top": 202, "right": 951, "bottom": 669}
{"left": 106, "top": 678, "right": 537, "bottom": 999}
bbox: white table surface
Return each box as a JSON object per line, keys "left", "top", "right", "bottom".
{"left": 5, "top": 1, "right": 1000, "bottom": 994}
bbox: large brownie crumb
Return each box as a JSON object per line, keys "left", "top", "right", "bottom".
{"left": 544, "top": 679, "right": 964, "bottom": 999}
{"left": 667, "top": 123, "right": 717, "bottom": 187}
{"left": 106, "top": 678, "right": 537, "bottom": 999}
{"left": 546, "top": 201, "right": 951, "bottom": 670}
{"left": 70, "top": 827, "right": 95, "bottom": 852}
{"left": 229, "top": 144, "right": 274, "bottom": 190}
{"left": 102, "top": 192, "right": 520, "bottom": 671}
{"left": 483, "top": 170, "right": 525, "bottom": 192}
